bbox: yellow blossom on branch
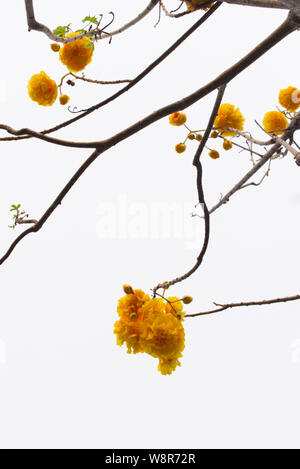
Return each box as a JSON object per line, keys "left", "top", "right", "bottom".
{"left": 279, "top": 86, "right": 300, "bottom": 112}
{"left": 59, "top": 32, "right": 94, "bottom": 73}
{"left": 114, "top": 289, "right": 186, "bottom": 375}
{"left": 263, "top": 111, "right": 288, "bottom": 135}
{"left": 214, "top": 103, "right": 245, "bottom": 137}
{"left": 28, "top": 71, "right": 58, "bottom": 106}
{"left": 169, "top": 112, "right": 187, "bottom": 126}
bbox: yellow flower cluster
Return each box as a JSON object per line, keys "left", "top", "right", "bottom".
{"left": 262, "top": 111, "right": 288, "bottom": 135}
{"left": 185, "top": 0, "right": 214, "bottom": 11}
{"left": 278, "top": 86, "right": 300, "bottom": 112}
{"left": 214, "top": 103, "right": 245, "bottom": 137}
{"left": 262, "top": 86, "right": 300, "bottom": 134}
{"left": 114, "top": 288, "right": 186, "bottom": 375}
{"left": 27, "top": 71, "right": 58, "bottom": 106}
{"left": 59, "top": 32, "right": 94, "bottom": 73}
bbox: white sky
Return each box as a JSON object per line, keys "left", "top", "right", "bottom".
{"left": 0, "top": 0, "right": 300, "bottom": 449}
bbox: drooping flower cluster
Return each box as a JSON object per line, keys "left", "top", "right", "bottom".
{"left": 114, "top": 287, "right": 186, "bottom": 375}
{"left": 27, "top": 71, "right": 58, "bottom": 106}
{"left": 59, "top": 32, "right": 94, "bottom": 73}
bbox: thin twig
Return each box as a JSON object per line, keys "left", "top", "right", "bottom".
{"left": 185, "top": 294, "right": 300, "bottom": 317}
{"left": 209, "top": 110, "right": 300, "bottom": 213}
{"left": 24, "top": 0, "right": 160, "bottom": 43}
{"left": 153, "top": 85, "right": 226, "bottom": 295}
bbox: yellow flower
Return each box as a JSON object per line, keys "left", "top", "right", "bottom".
{"left": 114, "top": 289, "right": 186, "bottom": 375}
{"left": 185, "top": 0, "right": 214, "bottom": 11}
{"left": 59, "top": 32, "right": 94, "bottom": 72}
{"left": 165, "top": 297, "right": 185, "bottom": 320}
{"left": 169, "top": 112, "right": 187, "bottom": 127}
{"left": 175, "top": 143, "right": 186, "bottom": 154}
{"left": 59, "top": 94, "right": 70, "bottom": 105}
{"left": 263, "top": 111, "right": 288, "bottom": 135}
{"left": 214, "top": 103, "right": 245, "bottom": 137}
{"left": 279, "top": 86, "right": 300, "bottom": 112}
{"left": 28, "top": 71, "right": 58, "bottom": 106}
{"left": 209, "top": 150, "right": 220, "bottom": 160}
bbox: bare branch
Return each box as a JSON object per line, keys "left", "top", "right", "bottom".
{"left": 222, "top": 0, "right": 290, "bottom": 9}
{"left": 185, "top": 294, "right": 300, "bottom": 317}
{"left": 24, "top": 0, "right": 160, "bottom": 43}
{"left": 209, "top": 111, "right": 300, "bottom": 213}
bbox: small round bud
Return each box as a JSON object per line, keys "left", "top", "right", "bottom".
{"left": 188, "top": 133, "right": 195, "bottom": 140}
{"left": 123, "top": 284, "right": 134, "bottom": 295}
{"left": 209, "top": 150, "right": 220, "bottom": 160}
{"left": 51, "top": 43, "right": 61, "bottom": 52}
{"left": 196, "top": 134, "right": 203, "bottom": 142}
{"left": 210, "top": 131, "right": 219, "bottom": 139}
{"left": 162, "top": 282, "right": 169, "bottom": 290}
{"left": 223, "top": 140, "right": 233, "bottom": 151}
{"left": 59, "top": 94, "right": 70, "bottom": 105}
{"left": 175, "top": 143, "right": 186, "bottom": 154}
{"left": 182, "top": 296, "right": 193, "bottom": 305}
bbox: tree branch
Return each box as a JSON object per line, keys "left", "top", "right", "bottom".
{"left": 185, "top": 294, "right": 300, "bottom": 317}
{"left": 209, "top": 111, "right": 300, "bottom": 213}
{"left": 0, "top": 10, "right": 299, "bottom": 265}
{"left": 24, "top": 0, "right": 161, "bottom": 43}
{"left": 153, "top": 85, "right": 226, "bottom": 295}
{"left": 1, "top": 3, "right": 222, "bottom": 143}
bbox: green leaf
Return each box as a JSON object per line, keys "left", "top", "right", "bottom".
{"left": 53, "top": 24, "right": 71, "bottom": 37}
{"left": 82, "top": 15, "right": 98, "bottom": 25}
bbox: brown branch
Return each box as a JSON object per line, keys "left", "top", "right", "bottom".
{"left": 24, "top": 0, "right": 161, "bottom": 43}
{"left": 209, "top": 111, "right": 300, "bottom": 213}
{"left": 70, "top": 74, "right": 132, "bottom": 85}
{"left": 1, "top": 3, "right": 222, "bottom": 144}
{"left": 3, "top": 8, "right": 298, "bottom": 149}
{"left": 185, "top": 294, "right": 300, "bottom": 317}
{"left": 222, "top": 0, "right": 290, "bottom": 9}
{"left": 0, "top": 125, "right": 99, "bottom": 149}
{"left": 0, "top": 10, "right": 299, "bottom": 265}
{"left": 153, "top": 85, "right": 226, "bottom": 295}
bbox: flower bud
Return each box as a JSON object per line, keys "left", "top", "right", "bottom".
{"left": 51, "top": 43, "right": 61, "bottom": 52}
{"left": 209, "top": 150, "right": 220, "bottom": 160}
{"left": 175, "top": 143, "right": 186, "bottom": 154}
{"left": 59, "top": 94, "right": 70, "bottom": 105}
{"left": 182, "top": 296, "right": 193, "bottom": 304}
{"left": 123, "top": 285, "right": 134, "bottom": 295}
